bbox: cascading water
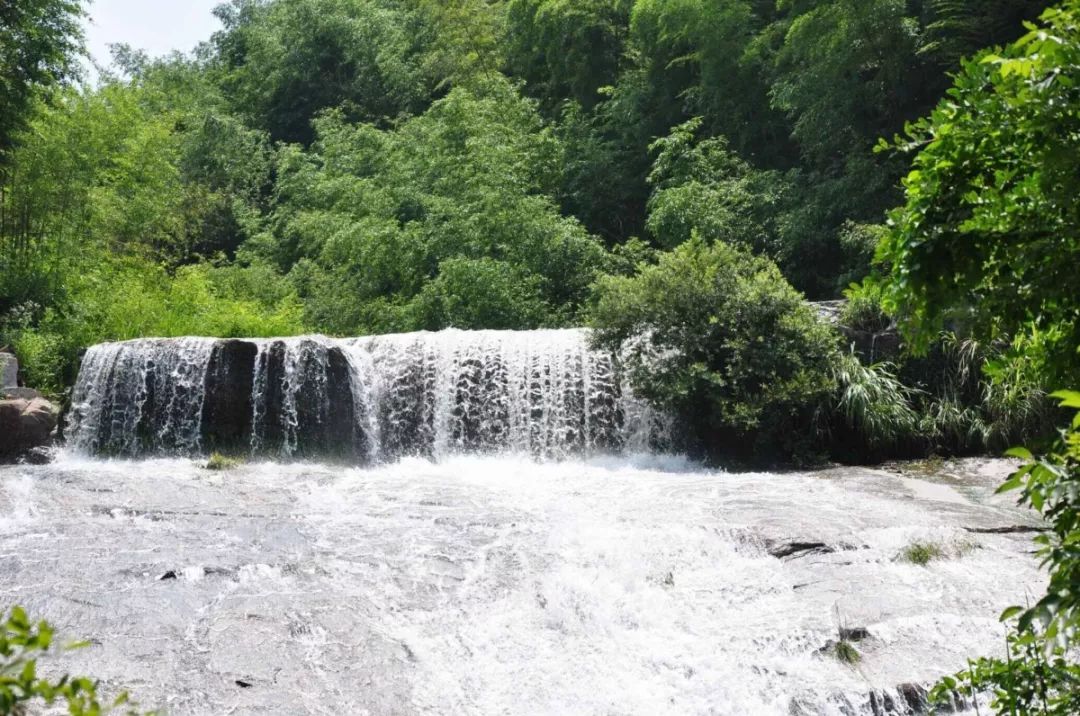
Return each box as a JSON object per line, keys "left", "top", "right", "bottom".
{"left": 68, "top": 329, "right": 668, "bottom": 460}
{"left": 68, "top": 338, "right": 217, "bottom": 456}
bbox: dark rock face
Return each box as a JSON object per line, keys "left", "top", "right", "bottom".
{"left": 839, "top": 626, "right": 872, "bottom": 642}
{"left": 840, "top": 327, "right": 902, "bottom": 363}
{"left": 0, "top": 396, "right": 58, "bottom": 461}
{"left": 811, "top": 299, "right": 902, "bottom": 363}
{"left": 252, "top": 340, "right": 366, "bottom": 461}
{"left": 201, "top": 340, "right": 258, "bottom": 453}
{"left": 19, "top": 446, "right": 55, "bottom": 465}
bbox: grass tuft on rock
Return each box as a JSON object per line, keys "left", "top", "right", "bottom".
{"left": 900, "top": 540, "right": 946, "bottom": 566}
{"left": 834, "top": 640, "right": 861, "bottom": 665}
{"left": 204, "top": 452, "right": 243, "bottom": 471}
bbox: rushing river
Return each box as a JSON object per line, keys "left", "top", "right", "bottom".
{"left": 0, "top": 454, "right": 1043, "bottom": 715}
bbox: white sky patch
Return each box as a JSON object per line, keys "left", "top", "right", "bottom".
{"left": 82, "top": 0, "right": 223, "bottom": 79}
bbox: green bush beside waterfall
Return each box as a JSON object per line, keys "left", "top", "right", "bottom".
{"left": 588, "top": 239, "right": 836, "bottom": 465}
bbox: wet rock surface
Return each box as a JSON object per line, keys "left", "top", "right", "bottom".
{"left": 201, "top": 339, "right": 258, "bottom": 452}
{"left": 0, "top": 456, "right": 1043, "bottom": 714}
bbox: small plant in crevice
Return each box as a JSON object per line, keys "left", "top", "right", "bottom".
{"left": 833, "top": 639, "right": 861, "bottom": 665}
{"left": 900, "top": 540, "right": 945, "bottom": 566}
{"left": 204, "top": 452, "right": 243, "bottom": 471}
{"left": 828, "top": 607, "right": 865, "bottom": 667}
{"left": 899, "top": 537, "right": 978, "bottom": 565}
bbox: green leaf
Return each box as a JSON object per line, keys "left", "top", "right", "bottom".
{"left": 999, "top": 605, "right": 1023, "bottom": 621}
{"left": 1050, "top": 390, "right": 1080, "bottom": 408}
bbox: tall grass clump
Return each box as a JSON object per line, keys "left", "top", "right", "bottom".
{"left": 829, "top": 351, "right": 923, "bottom": 459}
{"left": 840, "top": 279, "right": 891, "bottom": 334}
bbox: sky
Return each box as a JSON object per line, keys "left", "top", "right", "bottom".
{"left": 83, "top": 0, "right": 223, "bottom": 76}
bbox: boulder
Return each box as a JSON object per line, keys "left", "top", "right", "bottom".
{"left": 0, "top": 396, "right": 59, "bottom": 461}
{"left": 19, "top": 446, "right": 55, "bottom": 465}
{"left": 0, "top": 352, "right": 17, "bottom": 389}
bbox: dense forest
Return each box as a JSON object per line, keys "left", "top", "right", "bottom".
{"left": 0, "top": 0, "right": 1076, "bottom": 465}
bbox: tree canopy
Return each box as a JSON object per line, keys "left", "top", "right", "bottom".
{"left": 880, "top": 1, "right": 1080, "bottom": 388}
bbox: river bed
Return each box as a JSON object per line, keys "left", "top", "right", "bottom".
{"left": 0, "top": 455, "right": 1043, "bottom": 715}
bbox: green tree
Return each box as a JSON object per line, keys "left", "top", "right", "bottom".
{"left": 922, "top": 0, "right": 1055, "bottom": 68}
{"left": 256, "top": 77, "right": 609, "bottom": 334}
{"left": 0, "top": 0, "right": 84, "bottom": 158}
{"left": 645, "top": 117, "right": 789, "bottom": 257}
{"left": 589, "top": 238, "right": 838, "bottom": 465}
{"left": 212, "top": 0, "right": 429, "bottom": 144}
{"left": 879, "top": 2, "right": 1080, "bottom": 388}
{"left": 630, "top": 0, "right": 784, "bottom": 161}
{"left": 505, "top": 0, "right": 632, "bottom": 110}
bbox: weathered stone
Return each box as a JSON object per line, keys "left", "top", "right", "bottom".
{"left": 839, "top": 626, "right": 871, "bottom": 642}
{"left": 0, "top": 352, "right": 17, "bottom": 388}
{"left": 766, "top": 541, "right": 835, "bottom": 559}
{"left": 2, "top": 387, "right": 41, "bottom": 401}
{"left": 0, "top": 399, "right": 24, "bottom": 439}
{"left": 201, "top": 339, "right": 258, "bottom": 453}
{"left": 19, "top": 446, "right": 54, "bottom": 465}
{"left": 0, "top": 396, "right": 59, "bottom": 460}
{"left": 898, "top": 683, "right": 929, "bottom": 712}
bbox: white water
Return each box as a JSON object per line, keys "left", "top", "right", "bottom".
{"left": 0, "top": 455, "right": 1043, "bottom": 715}
{"left": 68, "top": 330, "right": 668, "bottom": 461}
{"left": 68, "top": 337, "right": 217, "bottom": 455}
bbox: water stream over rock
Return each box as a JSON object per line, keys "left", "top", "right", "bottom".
{"left": 68, "top": 330, "right": 666, "bottom": 462}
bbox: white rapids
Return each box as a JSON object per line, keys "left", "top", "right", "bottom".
{"left": 0, "top": 454, "right": 1044, "bottom": 715}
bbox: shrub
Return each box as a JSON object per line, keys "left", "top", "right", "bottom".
{"left": 830, "top": 351, "right": 922, "bottom": 459}
{"left": 589, "top": 238, "right": 838, "bottom": 465}
{"left": 1, "top": 606, "right": 135, "bottom": 715}
{"left": 840, "top": 279, "right": 891, "bottom": 334}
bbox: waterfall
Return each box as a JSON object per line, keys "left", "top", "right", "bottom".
{"left": 68, "top": 338, "right": 217, "bottom": 456}
{"left": 68, "top": 329, "right": 668, "bottom": 460}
